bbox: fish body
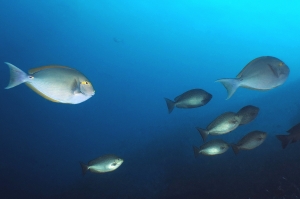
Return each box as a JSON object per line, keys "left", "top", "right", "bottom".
{"left": 193, "top": 139, "right": 229, "bottom": 157}
{"left": 232, "top": 131, "right": 267, "bottom": 154}
{"left": 237, "top": 105, "right": 259, "bottom": 125}
{"left": 216, "top": 56, "right": 289, "bottom": 99}
{"left": 80, "top": 154, "right": 123, "bottom": 175}
{"left": 164, "top": 89, "right": 212, "bottom": 113}
{"left": 197, "top": 112, "right": 241, "bottom": 141}
{"left": 5, "top": 62, "right": 95, "bottom": 104}
{"left": 276, "top": 123, "right": 300, "bottom": 149}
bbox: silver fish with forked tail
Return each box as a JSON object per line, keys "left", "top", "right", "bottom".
{"left": 196, "top": 112, "right": 241, "bottom": 142}
{"left": 4, "top": 62, "right": 95, "bottom": 104}
{"left": 216, "top": 56, "right": 289, "bottom": 99}
{"left": 80, "top": 154, "right": 123, "bottom": 175}
{"left": 193, "top": 139, "right": 230, "bottom": 157}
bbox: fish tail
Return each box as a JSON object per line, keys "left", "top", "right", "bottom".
{"left": 164, "top": 98, "right": 175, "bottom": 114}
{"left": 215, "top": 78, "right": 240, "bottom": 100}
{"left": 196, "top": 127, "right": 209, "bottom": 142}
{"left": 79, "top": 162, "right": 89, "bottom": 175}
{"left": 4, "top": 62, "right": 28, "bottom": 89}
{"left": 276, "top": 135, "right": 290, "bottom": 149}
{"left": 193, "top": 146, "right": 200, "bottom": 158}
{"left": 231, "top": 144, "right": 240, "bottom": 155}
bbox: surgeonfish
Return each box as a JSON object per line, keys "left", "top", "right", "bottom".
{"left": 164, "top": 88, "right": 212, "bottom": 113}
{"left": 80, "top": 154, "right": 123, "bottom": 175}
{"left": 236, "top": 105, "right": 259, "bottom": 125}
{"left": 193, "top": 139, "right": 230, "bottom": 157}
{"left": 231, "top": 131, "right": 267, "bottom": 154}
{"left": 276, "top": 123, "right": 300, "bottom": 149}
{"left": 196, "top": 112, "right": 241, "bottom": 141}
{"left": 4, "top": 62, "right": 95, "bottom": 104}
{"left": 216, "top": 56, "right": 289, "bottom": 99}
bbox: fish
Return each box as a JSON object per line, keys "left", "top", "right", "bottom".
{"left": 193, "top": 139, "right": 230, "bottom": 157}
{"left": 216, "top": 56, "right": 290, "bottom": 99}
{"left": 164, "top": 89, "right": 212, "bottom": 113}
{"left": 236, "top": 105, "right": 259, "bottom": 125}
{"left": 80, "top": 154, "right": 123, "bottom": 175}
{"left": 196, "top": 112, "right": 241, "bottom": 141}
{"left": 4, "top": 62, "right": 95, "bottom": 104}
{"left": 231, "top": 131, "right": 267, "bottom": 154}
{"left": 276, "top": 123, "right": 300, "bottom": 149}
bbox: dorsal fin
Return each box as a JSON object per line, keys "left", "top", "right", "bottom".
{"left": 28, "top": 65, "right": 72, "bottom": 74}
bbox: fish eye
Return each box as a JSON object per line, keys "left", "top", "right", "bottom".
{"left": 112, "top": 163, "right": 117, "bottom": 166}
{"left": 29, "top": 76, "right": 34, "bottom": 79}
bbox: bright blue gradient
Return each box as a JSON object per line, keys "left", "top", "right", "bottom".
{"left": 0, "top": 1, "right": 300, "bottom": 198}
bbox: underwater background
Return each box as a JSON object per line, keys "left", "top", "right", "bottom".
{"left": 1, "top": 0, "right": 300, "bottom": 198}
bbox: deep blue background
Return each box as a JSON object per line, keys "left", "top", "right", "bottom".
{"left": 1, "top": 1, "right": 300, "bottom": 198}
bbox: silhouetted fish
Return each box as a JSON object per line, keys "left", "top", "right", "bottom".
{"left": 216, "top": 56, "right": 289, "bottom": 99}
{"left": 193, "top": 139, "right": 230, "bottom": 157}
{"left": 276, "top": 123, "right": 300, "bottom": 149}
{"left": 196, "top": 112, "right": 241, "bottom": 141}
{"left": 80, "top": 154, "right": 123, "bottom": 175}
{"left": 237, "top": 105, "right": 259, "bottom": 125}
{"left": 232, "top": 131, "right": 267, "bottom": 154}
{"left": 164, "top": 89, "right": 212, "bottom": 113}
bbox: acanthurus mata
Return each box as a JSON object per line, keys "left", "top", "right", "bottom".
{"left": 164, "top": 88, "right": 212, "bottom": 114}
{"left": 216, "top": 56, "right": 290, "bottom": 99}
{"left": 5, "top": 62, "right": 95, "bottom": 104}
{"left": 80, "top": 154, "right": 124, "bottom": 175}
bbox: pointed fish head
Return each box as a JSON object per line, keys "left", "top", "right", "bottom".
{"left": 80, "top": 81, "right": 95, "bottom": 96}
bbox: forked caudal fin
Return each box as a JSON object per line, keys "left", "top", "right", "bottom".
{"left": 231, "top": 144, "right": 240, "bottom": 155}
{"left": 276, "top": 135, "right": 290, "bottom": 149}
{"left": 215, "top": 78, "right": 240, "bottom": 100}
{"left": 164, "top": 98, "right": 175, "bottom": 114}
{"left": 196, "top": 127, "right": 209, "bottom": 142}
{"left": 193, "top": 146, "right": 200, "bottom": 158}
{"left": 4, "top": 62, "right": 29, "bottom": 89}
{"left": 79, "top": 162, "right": 89, "bottom": 175}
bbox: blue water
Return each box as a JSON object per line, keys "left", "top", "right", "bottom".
{"left": 1, "top": 1, "right": 300, "bottom": 198}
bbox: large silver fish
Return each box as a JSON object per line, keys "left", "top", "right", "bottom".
{"left": 277, "top": 123, "right": 300, "bottom": 149}
{"left": 80, "top": 154, "right": 123, "bottom": 175}
{"left": 232, "top": 131, "right": 267, "bottom": 154}
{"left": 216, "top": 56, "right": 289, "bottom": 99}
{"left": 5, "top": 62, "right": 95, "bottom": 104}
{"left": 193, "top": 139, "right": 230, "bottom": 157}
{"left": 237, "top": 105, "right": 259, "bottom": 125}
{"left": 164, "top": 89, "right": 212, "bottom": 113}
{"left": 196, "top": 112, "right": 241, "bottom": 141}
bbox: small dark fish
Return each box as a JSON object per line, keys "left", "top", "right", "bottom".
{"left": 277, "top": 123, "right": 300, "bottom": 149}
{"left": 232, "top": 131, "right": 267, "bottom": 154}
{"left": 164, "top": 89, "right": 212, "bottom": 113}
{"left": 216, "top": 56, "right": 290, "bottom": 99}
{"left": 193, "top": 139, "right": 230, "bottom": 157}
{"left": 237, "top": 105, "right": 259, "bottom": 125}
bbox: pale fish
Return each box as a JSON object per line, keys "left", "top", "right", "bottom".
{"left": 5, "top": 62, "right": 95, "bottom": 104}
{"left": 193, "top": 139, "right": 230, "bottom": 157}
{"left": 196, "top": 112, "right": 241, "bottom": 141}
{"left": 216, "top": 56, "right": 289, "bottom": 99}
{"left": 80, "top": 154, "right": 123, "bottom": 175}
